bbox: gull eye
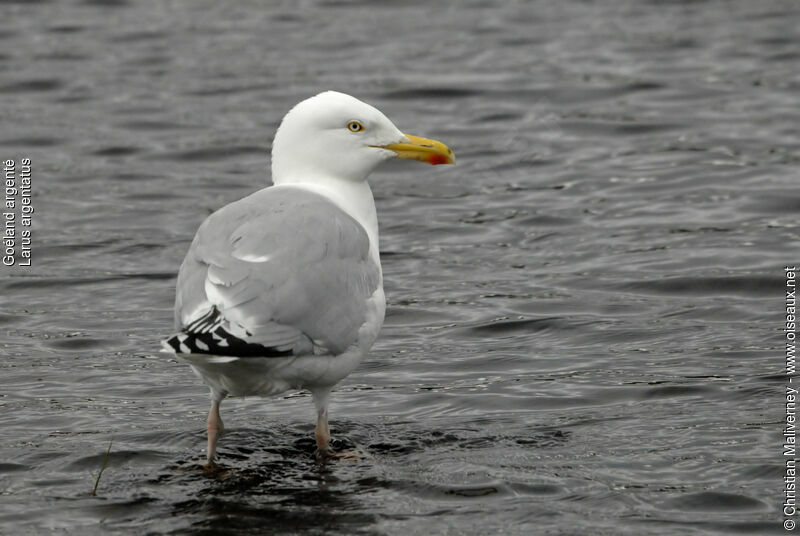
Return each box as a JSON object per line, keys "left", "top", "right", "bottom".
{"left": 347, "top": 120, "right": 365, "bottom": 133}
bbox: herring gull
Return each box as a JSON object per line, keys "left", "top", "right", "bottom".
{"left": 162, "top": 91, "right": 455, "bottom": 466}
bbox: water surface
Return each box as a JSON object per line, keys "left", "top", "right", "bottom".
{"left": 0, "top": 1, "right": 796, "bottom": 534}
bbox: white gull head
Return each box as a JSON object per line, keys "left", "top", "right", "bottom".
{"left": 270, "top": 91, "right": 455, "bottom": 186}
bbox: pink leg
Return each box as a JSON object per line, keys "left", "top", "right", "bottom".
{"left": 310, "top": 387, "right": 367, "bottom": 462}
{"left": 312, "top": 387, "right": 332, "bottom": 460}
{"left": 315, "top": 406, "right": 330, "bottom": 454}
{"left": 205, "top": 395, "right": 225, "bottom": 467}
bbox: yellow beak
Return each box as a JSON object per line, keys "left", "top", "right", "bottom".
{"left": 377, "top": 134, "right": 456, "bottom": 166}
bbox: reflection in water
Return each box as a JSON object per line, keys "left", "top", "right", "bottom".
{"left": 169, "top": 460, "right": 378, "bottom": 535}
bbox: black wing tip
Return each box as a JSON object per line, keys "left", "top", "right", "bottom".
{"left": 165, "top": 316, "right": 294, "bottom": 359}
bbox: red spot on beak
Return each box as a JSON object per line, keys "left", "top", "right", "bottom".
{"left": 428, "top": 153, "right": 449, "bottom": 165}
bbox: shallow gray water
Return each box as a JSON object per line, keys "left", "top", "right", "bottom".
{"left": 0, "top": 0, "right": 796, "bottom": 534}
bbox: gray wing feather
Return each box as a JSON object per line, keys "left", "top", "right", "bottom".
{"left": 173, "top": 187, "right": 380, "bottom": 355}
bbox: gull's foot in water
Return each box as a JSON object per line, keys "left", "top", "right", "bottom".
{"left": 202, "top": 460, "right": 230, "bottom": 477}
{"left": 315, "top": 447, "right": 332, "bottom": 463}
{"left": 328, "top": 446, "right": 372, "bottom": 461}
{"left": 315, "top": 442, "right": 373, "bottom": 463}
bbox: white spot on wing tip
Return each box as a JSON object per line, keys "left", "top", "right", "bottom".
{"left": 208, "top": 356, "right": 238, "bottom": 364}
{"left": 233, "top": 252, "right": 272, "bottom": 263}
